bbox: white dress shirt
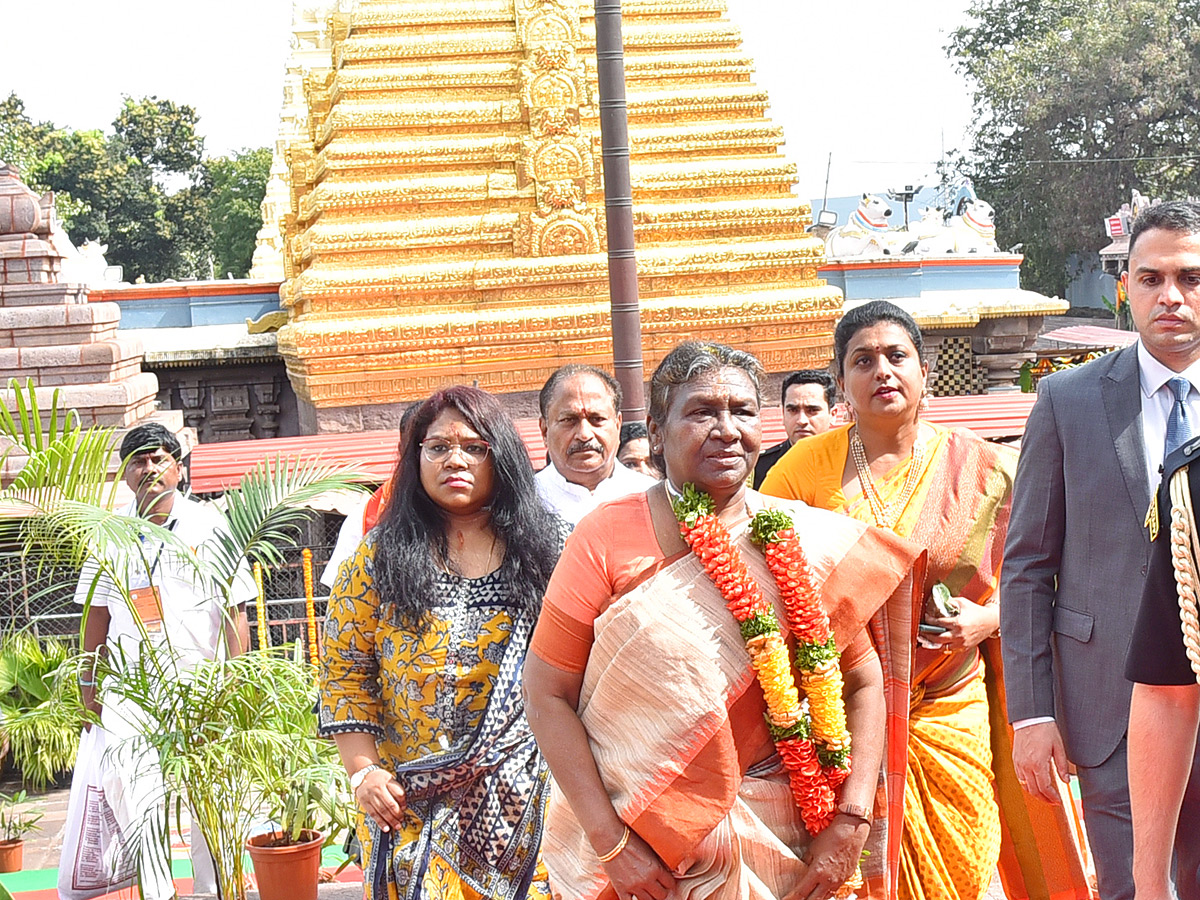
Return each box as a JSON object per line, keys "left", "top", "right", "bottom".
{"left": 535, "top": 459, "right": 656, "bottom": 526}
{"left": 1137, "top": 339, "right": 1200, "bottom": 488}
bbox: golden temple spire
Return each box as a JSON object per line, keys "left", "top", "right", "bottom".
{"left": 278, "top": 0, "right": 841, "bottom": 430}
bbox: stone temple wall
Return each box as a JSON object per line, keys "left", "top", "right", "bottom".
{"left": 0, "top": 163, "right": 161, "bottom": 430}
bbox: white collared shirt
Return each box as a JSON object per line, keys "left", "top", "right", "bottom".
{"left": 1137, "top": 340, "right": 1200, "bottom": 489}
{"left": 535, "top": 459, "right": 656, "bottom": 526}
{"left": 74, "top": 494, "right": 256, "bottom": 668}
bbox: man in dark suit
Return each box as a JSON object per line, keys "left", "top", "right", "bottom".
{"left": 1003, "top": 200, "right": 1200, "bottom": 900}
{"left": 753, "top": 369, "right": 835, "bottom": 486}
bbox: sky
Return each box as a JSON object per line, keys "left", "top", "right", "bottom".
{"left": 0, "top": 0, "right": 975, "bottom": 200}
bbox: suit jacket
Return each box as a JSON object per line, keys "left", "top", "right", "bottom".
{"left": 1001, "top": 344, "right": 1153, "bottom": 768}
{"left": 753, "top": 439, "right": 791, "bottom": 488}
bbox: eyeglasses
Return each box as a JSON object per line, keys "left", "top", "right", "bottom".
{"left": 419, "top": 439, "right": 491, "bottom": 465}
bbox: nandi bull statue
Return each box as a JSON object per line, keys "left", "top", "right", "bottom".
{"left": 824, "top": 194, "right": 894, "bottom": 257}
{"left": 913, "top": 198, "right": 999, "bottom": 254}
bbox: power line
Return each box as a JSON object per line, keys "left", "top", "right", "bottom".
{"left": 849, "top": 154, "right": 1200, "bottom": 165}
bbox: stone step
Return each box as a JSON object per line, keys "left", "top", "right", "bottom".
{"left": 0, "top": 282, "right": 89, "bottom": 307}
{"left": 297, "top": 213, "right": 519, "bottom": 264}
{"left": 311, "top": 119, "right": 783, "bottom": 184}
{"left": 337, "top": 31, "right": 520, "bottom": 68}
{"left": 0, "top": 301, "right": 120, "bottom": 347}
{"left": 280, "top": 281, "right": 840, "bottom": 406}
{"left": 315, "top": 135, "right": 524, "bottom": 179}
{"left": 295, "top": 197, "right": 810, "bottom": 263}
{"left": 0, "top": 409, "right": 188, "bottom": 485}
{"left": 0, "top": 338, "right": 146, "bottom": 387}
{"left": 629, "top": 156, "right": 797, "bottom": 197}
{"left": 318, "top": 97, "right": 523, "bottom": 146}
{"left": 0, "top": 372, "right": 160, "bottom": 428}
{"left": 623, "top": 121, "right": 784, "bottom": 158}
{"left": 632, "top": 197, "right": 811, "bottom": 242}
{"left": 331, "top": 62, "right": 520, "bottom": 100}
{"left": 610, "top": 51, "right": 756, "bottom": 87}
{"left": 621, "top": 84, "right": 770, "bottom": 121}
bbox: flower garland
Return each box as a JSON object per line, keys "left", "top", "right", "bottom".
{"left": 673, "top": 485, "right": 860, "bottom": 892}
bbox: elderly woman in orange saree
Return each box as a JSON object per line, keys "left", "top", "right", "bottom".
{"left": 761, "top": 301, "right": 1092, "bottom": 900}
{"left": 524, "top": 341, "right": 925, "bottom": 900}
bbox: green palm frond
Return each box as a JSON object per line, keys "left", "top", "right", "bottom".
{"left": 0, "top": 378, "right": 122, "bottom": 512}
{"left": 207, "top": 455, "right": 365, "bottom": 588}
{"left": 22, "top": 499, "right": 185, "bottom": 575}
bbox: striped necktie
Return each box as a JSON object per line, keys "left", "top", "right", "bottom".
{"left": 1165, "top": 376, "right": 1195, "bottom": 457}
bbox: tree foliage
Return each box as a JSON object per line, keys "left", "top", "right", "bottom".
{"left": 0, "top": 93, "right": 269, "bottom": 283}
{"left": 208, "top": 147, "right": 271, "bottom": 278}
{"left": 948, "top": 0, "right": 1200, "bottom": 295}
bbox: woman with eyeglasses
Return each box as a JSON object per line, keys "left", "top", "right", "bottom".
{"left": 318, "top": 385, "right": 567, "bottom": 900}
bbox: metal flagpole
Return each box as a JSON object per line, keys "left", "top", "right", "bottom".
{"left": 593, "top": 0, "right": 646, "bottom": 418}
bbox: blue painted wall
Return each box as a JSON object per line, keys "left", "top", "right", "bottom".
{"left": 110, "top": 286, "right": 281, "bottom": 329}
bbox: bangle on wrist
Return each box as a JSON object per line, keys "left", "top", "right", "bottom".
{"left": 79, "top": 677, "right": 96, "bottom": 687}
{"left": 835, "top": 802, "right": 872, "bottom": 825}
{"left": 596, "top": 824, "right": 631, "bottom": 863}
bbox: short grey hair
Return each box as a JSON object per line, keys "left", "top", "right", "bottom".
{"left": 648, "top": 341, "right": 764, "bottom": 424}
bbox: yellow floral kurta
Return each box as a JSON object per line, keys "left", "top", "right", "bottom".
{"left": 319, "top": 537, "right": 551, "bottom": 900}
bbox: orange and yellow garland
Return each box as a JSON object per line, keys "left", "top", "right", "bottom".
{"left": 673, "top": 485, "right": 859, "bottom": 891}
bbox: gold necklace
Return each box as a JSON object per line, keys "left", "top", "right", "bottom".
{"left": 849, "top": 427, "right": 925, "bottom": 529}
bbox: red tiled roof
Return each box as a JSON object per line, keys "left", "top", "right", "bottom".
{"left": 1039, "top": 325, "right": 1137, "bottom": 349}
{"left": 188, "top": 392, "right": 1034, "bottom": 494}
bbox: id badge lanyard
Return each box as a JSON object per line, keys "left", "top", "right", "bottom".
{"left": 129, "top": 519, "right": 178, "bottom": 633}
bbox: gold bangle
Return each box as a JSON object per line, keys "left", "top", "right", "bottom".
{"left": 596, "top": 825, "right": 631, "bottom": 863}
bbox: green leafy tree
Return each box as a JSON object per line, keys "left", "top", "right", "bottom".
{"left": 0, "top": 93, "right": 267, "bottom": 283}
{"left": 207, "top": 147, "right": 272, "bottom": 278}
{"left": 948, "top": 0, "right": 1200, "bottom": 296}
{"left": 113, "top": 96, "right": 205, "bottom": 177}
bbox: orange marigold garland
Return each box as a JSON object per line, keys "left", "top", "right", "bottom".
{"left": 673, "top": 485, "right": 861, "bottom": 894}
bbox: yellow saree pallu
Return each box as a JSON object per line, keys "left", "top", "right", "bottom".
{"left": 764, "top": 424, "right": 1092, "bottom": 900}
{"left": 540, "top": 497, "right": 923, "bottom": 900}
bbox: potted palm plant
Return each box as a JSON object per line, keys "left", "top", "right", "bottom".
{"left": 0, "top": 789, "right": 44, "bottom": 872}
{"left": 108, "top": 642, "right": 353, "bottom": 900}
{"left": 245, "top": 750, "right": 353, "bottom": 900}
{"left": 0, "top": 380, "right": 364, "bottom": 899}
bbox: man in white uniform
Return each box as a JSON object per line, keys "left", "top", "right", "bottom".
{"left": 535, "top": 365, "right": 655, "bottom": 526}
{"left": 75, "top": 422, "right": 254, "bottom": 899}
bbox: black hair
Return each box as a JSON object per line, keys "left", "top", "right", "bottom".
{"left": 782, "top": 369, "right": 836, "bottom": 409}
{"left": 833, "top": 301, "right": 924, "bottom": 376}
{"left": 1128, "top": 200, "right": 1200, "bottom": 258}
{"left": 119, "top": 423, "right": 182, "bottom": 462}
{"left": 618, "top": 421, "right": 648, "bottom": 449}
{"left": 538, "top": 364, "right": 622, "bottom": 419}
{"left": 648, "top": 341, "right": 763, "bottom": 425}
{"left": 371, "top": 386, "right": 561, "bottom": 627}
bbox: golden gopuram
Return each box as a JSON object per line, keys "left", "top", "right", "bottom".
{"left": 277, "top": 0, "right": 841, "bottom": 430}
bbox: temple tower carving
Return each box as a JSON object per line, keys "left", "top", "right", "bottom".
{"left": 0, "top": 163, "right": 163, "bottom": 433}
{"left": 277, "top": 0, "right": 841, "bottom": 430}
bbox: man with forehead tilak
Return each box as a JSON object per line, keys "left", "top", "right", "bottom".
{"left": 73, "top": 422, "right": 255, "bottom": 899}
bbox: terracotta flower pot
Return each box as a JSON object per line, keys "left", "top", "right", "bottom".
{"left": 245, "top": 830, "right": 323, "bottom": 900}
{"left": 0, "top": 840, "right": 23, "bottom": 873}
